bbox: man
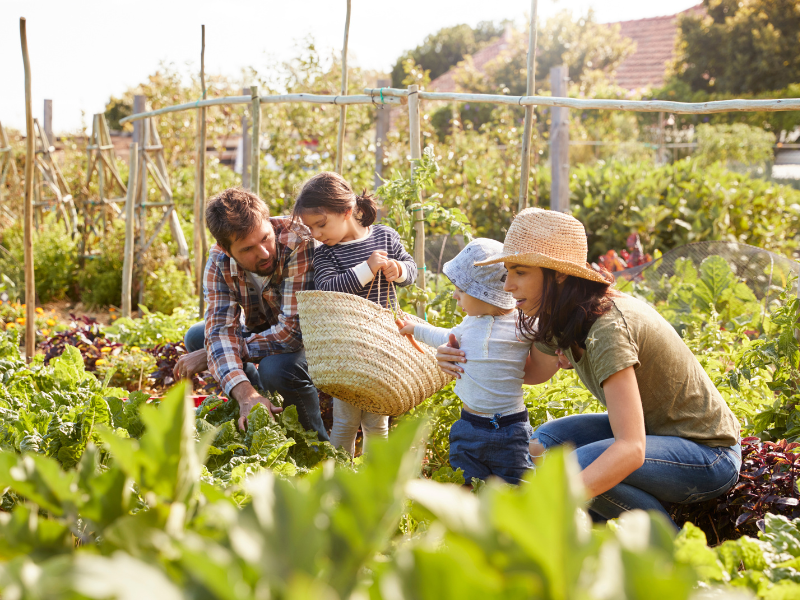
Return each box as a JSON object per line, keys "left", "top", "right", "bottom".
{"left": 174, "top": 187, "right": 328, "bottom": 440}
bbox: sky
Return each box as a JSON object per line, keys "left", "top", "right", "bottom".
{"left": 1, "top": 0, "right": 700, "bottom": 133}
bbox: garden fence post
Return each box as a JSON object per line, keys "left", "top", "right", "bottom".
{"left": 374, "top": 78, "right": 390, "bottom": 191}
{"left": 250, "top": 85, "right": 260, "bottom": 196}
{"left": 122, "top": 143, "right": 138, "bottom": 318}
{"left": 194, "top": 25, "right": 207, "bottom": 318}
{"left": 549, "top": 64, "right": 570, "bottom": 213}
{"left": 408, "top": 84, "right": 425, "bottom": 318}
{"left": 20, "top": 18, "right": 36, "bottom": 362}
{"left": 335, "top": 0, "right": 351, "bottom": 175}
{"left": 43, "top": 99, "right": 53, "bottom": 151}
{"left": 241, "top": 87, "right": 251, "bottom": 190}
{"left": 518, "top": 0, "right": 539, "bottom": 212}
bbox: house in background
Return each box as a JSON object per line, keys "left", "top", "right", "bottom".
{"left": 428, "top": 5, "right": 705, "bottom": 94}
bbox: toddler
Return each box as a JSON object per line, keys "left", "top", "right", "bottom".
{"left": 400, "top": 238, "right": 533, "bottom": 484}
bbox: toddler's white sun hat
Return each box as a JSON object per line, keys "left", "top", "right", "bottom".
{"left": 443, "top": 238, "right": 516, "bottom": 310}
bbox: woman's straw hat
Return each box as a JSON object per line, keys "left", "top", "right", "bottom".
{"left": 475, "top": 208, "right": 608, "bottom": 283}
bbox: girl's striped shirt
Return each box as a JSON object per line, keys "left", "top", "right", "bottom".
{"left": 312, "top": 224, "right": 417, "bottom": 304}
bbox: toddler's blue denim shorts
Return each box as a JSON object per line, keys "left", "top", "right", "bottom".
{"left": 449, "top": 409, "right": 533, "bottom": 485}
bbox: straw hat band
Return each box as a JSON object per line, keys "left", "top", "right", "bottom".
{"left": 474, "top": 208, "right": 607, "bottom": 283}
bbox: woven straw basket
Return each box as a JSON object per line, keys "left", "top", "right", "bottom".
{"left": 296, "top": 289, "right": 452, "bottom": 416}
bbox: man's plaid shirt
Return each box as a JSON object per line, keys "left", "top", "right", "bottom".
{"left": 204, "top": 216, "right": 315, "bottom": 394}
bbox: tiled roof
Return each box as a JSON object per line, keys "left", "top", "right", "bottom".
{"left": 610, "top": 4, "right": 704, "bottom": 91}
{"left": 427, "top": 5, "right": 705, "bottom": 93}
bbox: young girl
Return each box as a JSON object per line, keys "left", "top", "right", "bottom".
{"left": 399, "top": 238, "right": 534, "bottom": 485}
{"left": 293, "top": 171, "right": 417, "bottom": 455}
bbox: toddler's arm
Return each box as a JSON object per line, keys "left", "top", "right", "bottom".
{"left": 410, "top": 322, "right": 455, "bottom": 349}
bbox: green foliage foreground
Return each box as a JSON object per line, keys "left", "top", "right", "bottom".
{"left": 0, "top": 380, "right": 715, "bottom": 600}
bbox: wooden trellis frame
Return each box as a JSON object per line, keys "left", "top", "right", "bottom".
{"left": 81, "top": 113, "right": 127, "bottom": 256}
{"left": 0, "top": 122, "right": 20, "bottom": 225}
{"left": 132, "top": 116, "right": 190, "bottom": 281}
{"left": 31, "top": 118, "right": 78, "bottom": 235}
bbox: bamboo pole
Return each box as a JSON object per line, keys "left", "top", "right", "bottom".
{"left": 335, "top": 0, "right": 351, "bottom": 174}
{"left": 549, "top": 65, "right": 569, "bottom": 212}
{"left": 408, "top": 84, "right": 425, "bottom": 318}
{"left": 194, "top": 25, "right": 207, "bottom": 317}
{"left": 518, "top": 0, "right": 539, "bottom": 211}
{"left": 20, "top": 18, "right": 36, "bottom": 362}
{"left": 43, "top": 99, "right": 53, "bottom": 150}
{"left": 374, "top": 78, "right": 391, "bottom": 191}
{"left": 241, "top": 87, "right": 251, "bottom": 189}
{"left": 364, "top": 88, "right": 800, "bottom": 114}
{"left": 250, "top": 85, "right": 260, "bottom": 196}
{"left": 121, "top": 143, "right": 138, "bottom": 318}
{"left": 118, "top": 93, "right": 402, "bottom": 125}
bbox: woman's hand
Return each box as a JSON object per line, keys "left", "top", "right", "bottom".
{"left": 436, "top": 334, "right": 465, "bottom": 378}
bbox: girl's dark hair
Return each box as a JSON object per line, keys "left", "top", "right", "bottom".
{"left": 518, "top": 267, "right": 616, "bottom": 351}
{"left": 292, "top": 171, "right": 377, "bottom": 227}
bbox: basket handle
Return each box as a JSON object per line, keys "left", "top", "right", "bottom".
{"left": 365, "top": 268, "right": 398, "bottom": 311}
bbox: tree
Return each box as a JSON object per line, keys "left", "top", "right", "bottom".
{"left": 672, "top": 0, "right": 800, "bottom": 94}
{"left": 390, "top": 22, "right": 506, "bottom": 88}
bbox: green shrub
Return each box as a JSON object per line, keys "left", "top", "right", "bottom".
{"left": 142, "top": 260, "right": 195, "bottom": 315}
{"left": 571, "top": 157, "right": 800, "bottom": 261}
{"left": 695, "top": 123, "right": 775, "bottom": 168}
{"left": 0, "top": 219, "right": 79, "bottom": 304}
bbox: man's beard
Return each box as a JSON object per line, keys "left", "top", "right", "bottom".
{"left": 251, "top": 259, "right": 275, "bottom": 277}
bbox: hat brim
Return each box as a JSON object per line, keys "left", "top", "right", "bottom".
{"left": 475, "top": 251, "right": 609, "bottom": 284}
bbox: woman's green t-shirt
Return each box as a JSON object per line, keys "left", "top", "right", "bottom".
{"left": 535, "top": 293, "right": 740, "bottom": 447}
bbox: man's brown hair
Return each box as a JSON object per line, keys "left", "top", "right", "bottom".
{"left": 206, "top": 187, "right": 271, "bottom": 252}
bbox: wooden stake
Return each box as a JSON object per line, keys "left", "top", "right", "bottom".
{"left": 241, "top": 87, "right": 251, "bottom": 189}
{"left": 549, "top": 65, "right": 569, "bottom": 212}
{"left": 408, "top": 84, "right": 425, "bottom": 318}
{"left": 194, "top": 25, "right": 207, "bottom": 317}
{"left": 122, "top": 143, "right": 138, "bottom": 318}
{"left": 250, "top": 85, "right": 260, "bottom": 196}
{"left": 374, "top": 78, "right": 390, "bottom": 191}
{"left": 335, "top": 0, "right": 351, "bottom": 174}
{"left": 43, "top": 99, "right": 53, "bottom": 150}
{"left": 518, "top": 0, "right": 539, "bottom": 211}
{"left": 20, "top": 18, "right": 35, "bottom": 362}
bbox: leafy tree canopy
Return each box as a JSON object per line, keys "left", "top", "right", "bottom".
{"left": 672, "top": 0, "right": 800, "bottom": 94}
{"left": 389, "top": 21, "right": 507, "bottom": 88}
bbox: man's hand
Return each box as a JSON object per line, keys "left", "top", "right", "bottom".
{"left": 173, "top": 348, "right": 208, "bottom": 381}
{"left": 231, "top": 381, "right": 283, "bottom": 431}
{"left": 382, "top": 259, "right": 403, "bottom": 282}
{"left": 367, "top": 250, "right": 389, "bottom": 275}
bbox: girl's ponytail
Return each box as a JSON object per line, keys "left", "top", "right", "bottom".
{"left": 355, "top": 190, "right": 377, "bottom": 226}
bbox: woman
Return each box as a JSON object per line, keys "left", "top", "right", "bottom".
{"left": 437, "top": 208, "right": 741, "bottom": 526}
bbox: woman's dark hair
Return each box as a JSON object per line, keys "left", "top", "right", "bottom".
{"left": 518, "top": 267, "right": 616, "bottom": 351}
{"left": 292, "top": 171, "right": 377, "bottom": 227}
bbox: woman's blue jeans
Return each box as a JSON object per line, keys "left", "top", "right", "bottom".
{"left": 185, "top": 321, "right": 329, "bottom": 442}
{"left": 531, "top": 414, "right": 741, "bottom": 527}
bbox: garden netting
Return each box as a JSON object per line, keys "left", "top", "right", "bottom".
{"left": 615, "top": 241, "right": 799, "bottom": 303}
